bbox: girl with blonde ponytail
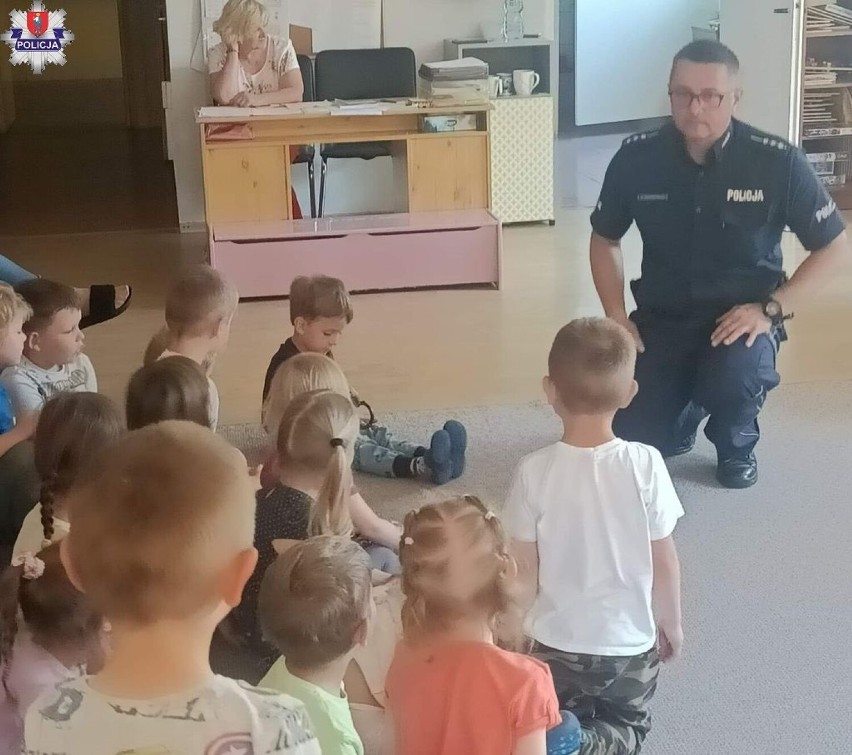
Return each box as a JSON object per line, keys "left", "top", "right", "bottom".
{"left": 220, "top": 390, "right": 366, "bottom": 683}
{"left": 260, "top": 354, "right": 404, "bottom": 561}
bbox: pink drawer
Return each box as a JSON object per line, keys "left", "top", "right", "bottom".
{"left": 211, "top": 223, "right": 501, "bottom": 298}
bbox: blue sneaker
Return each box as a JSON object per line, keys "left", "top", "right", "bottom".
{"left": 443, "top": 420, "right": 467, "bottom": 479}
{"left": 546, "top": 710, "right": 581, "bottom": 755}
{"left": 424, "top": 429, "right": 452, "bottom": 485}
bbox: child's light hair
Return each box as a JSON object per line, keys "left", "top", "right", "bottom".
{"left": 259, "top": 536, "right": 371, "bottom": 669}
{"left": 276, "top": 389, "right": 359, "bottom": 538}
{"left": 289, "top": 275, "right": 354, "bottom": 325}
{"left": 15, "top": 279, "right": 79, "bottom": 334}
{"left": 164, "top": 265, "right": 238, "bottom": 339}
{"left": 126, "top": 356, "right": 212, "bottom": 430}
{"left": 34, "top": 393, "right": 125, "bottom": 548}
{"left": 548, "top": 317, "right": 637, "bottom": 414}
{"left": 399, "top": 496, "right": 524, "bottom": 649}
{"left": 65, "top": 421, "right": 256, "bottom": 625}
{"left": 0, "top": 283, "right": 32, "bottom": 332}
{"left": 0, "top": 543, "right": 102, "bottom": 699}
{"left": 262, "top": 353, "right": 352, "bottom": 437}
{"left": 213, "top": 0, "right": 269, "bottom": 46}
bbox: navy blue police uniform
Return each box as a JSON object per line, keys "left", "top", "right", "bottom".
{"left": 591, "top": 117, "right": 846, "bottom": 463}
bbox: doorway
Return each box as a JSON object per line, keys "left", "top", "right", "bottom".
{"left": 0, "top": 0, "right": 178, "bottom": 236}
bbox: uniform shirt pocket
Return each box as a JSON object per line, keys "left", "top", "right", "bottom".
{"left": 719, "top": 202, "right": 773, "bottom": 266}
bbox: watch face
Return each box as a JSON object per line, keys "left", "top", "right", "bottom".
{"left": 765, "top": 300, "right": 782, "bottom": 318}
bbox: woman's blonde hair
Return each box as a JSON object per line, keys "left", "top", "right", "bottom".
{"left": 399, "top": 496, "right": 524, "bottom": 649}
{"left": 276, "top": 389, "right": 359, "bottom": 538}
{"left": 262, "top": 353, "right": 351, "bottom": 437}
{"left": 213, "top": 0, "right": 269, "bottom": 46}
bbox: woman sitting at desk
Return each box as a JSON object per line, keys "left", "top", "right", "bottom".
{"left": 208, "top": 0, "right": 304, "bottom": 108}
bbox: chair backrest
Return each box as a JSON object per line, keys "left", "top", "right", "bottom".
{"left": 297, "top": 54, "right": 316, "bottom": 102}
{"left": 315, "top": 48, "right": 416, "bottom": 102}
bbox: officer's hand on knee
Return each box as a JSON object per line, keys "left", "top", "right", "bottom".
{"left": 711, "top": 304, "right": 771, "bottom": 348}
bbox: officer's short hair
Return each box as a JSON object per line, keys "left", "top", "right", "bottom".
{"left": 548, "top": 318, "right": 636, "bottom": 414}
{"left": 672, "top": 40, "right": 739, "bottom": 76}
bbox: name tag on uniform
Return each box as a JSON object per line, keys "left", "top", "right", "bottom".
{"left": 637, "top": 193, "right": 668, "bottom": 201}
{"left": 727, "top": 188, "right": 765, "bottom": 203}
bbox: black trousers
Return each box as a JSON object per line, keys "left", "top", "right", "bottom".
{"left": 613, "top": 311, "right": 781, "bottom": 460}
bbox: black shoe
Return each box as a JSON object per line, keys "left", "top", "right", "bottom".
{"left": 716, "top": 454, "right": 758, "bottom": 489}
{"left": 667, "top": 433, "right": 696, "bottom": 458}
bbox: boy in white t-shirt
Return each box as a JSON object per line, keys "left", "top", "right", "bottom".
{"left": 23, "top": 421, "right": 320, "bottom": 754}
{"left": 505, "top": 318, "right": 683, "bottom": 755}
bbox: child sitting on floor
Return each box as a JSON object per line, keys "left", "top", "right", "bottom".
{"left": 145, "top": 265, "right": 238, "bottom": 430}
{"left": 262, "top": 353, "right": 403, "bottom": 555}
{"left": 126, "top": 355, "right": 212, "bottom": 430}
{"left": 1, "top": 279, "right": 96, "bottom": 418}
{"left": 0, "top": 285, "right": 38, "bottom": 562}
{"left": 505, "top": 318, "right": 684, "bottom": 755}
{"left": 259, "top": 536, "right": 374, "bottom": 755}
{"left": 219, "top": 388, "right": 365, "bottom": 684}
{"left": 262, "top": 275, "right": 467, "bottom": 485}
{"left": 0, "top": 543, "right": 105, "bottom": 755}
{"left": 386, "top": 496, "right": 575, "bottom": 755}
{"left": 23, "top": 421, "right": 320, "bottom": 754}
{"left": 12, "top": 392, "right": 124, "bottom": 560}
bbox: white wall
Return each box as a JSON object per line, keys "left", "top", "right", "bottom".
{"left": 574, "top": 0, "right": 713, "bottom": 126}
{"left": 384, "top": 0, "right": 554, "bottom": 66}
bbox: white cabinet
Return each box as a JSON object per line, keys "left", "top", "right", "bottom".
{"left": 490, "top": 95, "right": 554, "bottom": 224}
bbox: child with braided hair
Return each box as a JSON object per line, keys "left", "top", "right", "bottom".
{"left": 385, "top": 497, "right": 580, "bottom": 755}
{"left": 12, "top": 392, "right": 124, "bottom": 560}
{"left": 0, "top": 543, "right": 105, "bottom": 755}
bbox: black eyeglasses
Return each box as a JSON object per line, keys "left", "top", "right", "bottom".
{"left": 668, "top": 89, "right": 728, "bottom": 110}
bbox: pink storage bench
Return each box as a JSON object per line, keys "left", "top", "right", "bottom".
{"left": 208, "top": 210, "right": 502, "bottom": 299}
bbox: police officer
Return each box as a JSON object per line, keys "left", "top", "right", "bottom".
{"left": 590, "top": 40, "right": 849, "bottom": 489}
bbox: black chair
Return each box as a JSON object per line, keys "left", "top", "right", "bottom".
{"left": 293, "top": 54, "right": 317, "bottom": 217}
{"left": 314, "top": 48, "right": 416, "bottom": 217}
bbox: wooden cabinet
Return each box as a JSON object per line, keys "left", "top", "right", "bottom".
{"left": 407, "top": 134, "right": 489, "bottom": 212}
{"left": 203, "top": 145, "right": 291, "bottom": 223}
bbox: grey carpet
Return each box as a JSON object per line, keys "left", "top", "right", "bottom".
{"left": 221, "top": 380, "right": 852, "bottom": 755}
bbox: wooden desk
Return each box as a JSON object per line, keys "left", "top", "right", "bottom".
{"left": 196, "top": 102, "right": 500, "bottom": 297}
{"left": 197, "top": 102, "right": 492, "bottom": 223}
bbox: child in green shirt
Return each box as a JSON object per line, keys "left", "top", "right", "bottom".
{"left": 259, "top": 536, "right": 374, "bottom": 755}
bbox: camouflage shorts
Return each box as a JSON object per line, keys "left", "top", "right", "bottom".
{"left": 533, "top": 643, "right": 660, "bottom": 755}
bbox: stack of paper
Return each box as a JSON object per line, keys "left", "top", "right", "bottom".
{"left": 419, "top": 57, "right": 488, "bottom": 82}
{"left": 807, "top": 3, "right": 852, "bottom": 31}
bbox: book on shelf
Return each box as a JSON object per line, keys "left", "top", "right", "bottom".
{"left": 820, "top": 174, "right": 847, "bottom": 186}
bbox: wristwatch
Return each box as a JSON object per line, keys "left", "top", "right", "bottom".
{"left": 762, "top": 297, "right": 791, "bottom": 327}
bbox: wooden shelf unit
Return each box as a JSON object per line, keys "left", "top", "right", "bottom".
{"left": 801, "top": 5, "right": 852, "bottom": 208}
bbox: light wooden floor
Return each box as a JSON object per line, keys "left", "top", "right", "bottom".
{"left": 1, "top": 208, "right": 850, "bottom": 426}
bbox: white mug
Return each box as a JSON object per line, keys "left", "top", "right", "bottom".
{"left": 488, "top": 75, "right": 503, "bottom": 99}
{"left": 513, "top": 69, "right": 541, "bottom": 96}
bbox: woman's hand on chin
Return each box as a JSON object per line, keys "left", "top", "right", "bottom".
{"left": 229, "top": 91, "right": 255, "bottom": 107}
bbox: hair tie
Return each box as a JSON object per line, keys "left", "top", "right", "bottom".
{"left": 484, "top": 511, "right": 495, "bottom": 521}
{"left": 12, "top": 553, "right": 45, "bottom": 581}
{"left": 330, "top": 437, "right": 345, "bottom": 448}
{"left": 403, "top": 536, "right": 414, "bottom": 546}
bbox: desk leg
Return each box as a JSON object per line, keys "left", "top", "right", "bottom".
{"left": 390, "top": 141, "right": 409, "bottom": 214}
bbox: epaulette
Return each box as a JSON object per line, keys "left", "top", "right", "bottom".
{"left": 622, "top": 129, "right": 660, "bottom": 146}
{"left": 747, "top": 130, "right": 791, "bottom": 153}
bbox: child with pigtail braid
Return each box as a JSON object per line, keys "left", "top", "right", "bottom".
{"left": 12, "top": 393, "right": 124, "bottom": 560}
